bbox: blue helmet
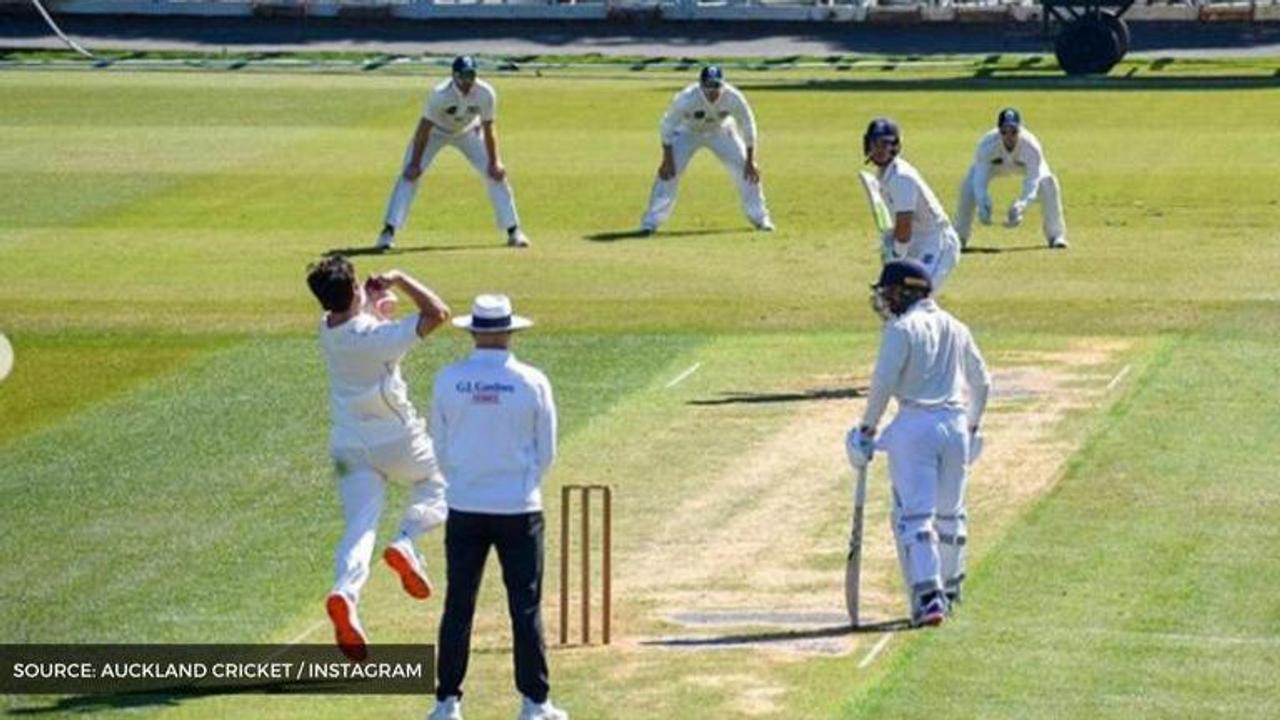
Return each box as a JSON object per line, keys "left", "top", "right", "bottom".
{"left": 452, "top": 55, "right": 478, "bottom": 77}
{"left": 862, "top": 117, "right": 902, "bottom": 156}
{"left": 871, "top": 259, "right": 932, "bottom": 317}
{"left": 699, "top": 65, "right": 724, "bottom": 88}
{"left": 997, "top": 107, "right": 1021, "bottom": 129}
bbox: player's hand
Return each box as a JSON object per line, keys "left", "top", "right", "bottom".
{"left": 1006, "top": 200, "right": 1026, "bottom": 227}
{"left": 487, "top": 161, "right": 507, "bottom": 182}
{"left": 845, "top": 427, "right": 876, "bottom": 469}
{"left": 402, "top": 164, "right": 423, "bottom": 182}
{"left": 978, "top": 198, "right": 993, "bottom": 225}
{"left": 369, "top": 270, "right": 404, "bottom": 289}
{"left": 658, "top": 156, "right": 676, "bottom": 181}
{"left": 743, "top": 161, "right": 760, "bottom": 184}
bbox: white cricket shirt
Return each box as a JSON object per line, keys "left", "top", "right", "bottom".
{"left": 319, "top": 312, "right": 425, "bottom": 450}
{"left": 659, "top": 83, "right": 758, "bottom": 147}
{"left": 860, "top": 299, "right": 991, "bottom": 430}
{"left": 969, "top": 127, "right": 1051, "bottom": 205}
{"left": 422, "top": 78, "right": 497, "bottom": 137}
{"left": 430, "top": 349, "right": 557, "bottom": 514}
{"left": 879, "top": 157, "right": 952, "bottom": 247}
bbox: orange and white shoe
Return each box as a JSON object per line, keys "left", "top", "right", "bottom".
{"left": 384, "top": 540, "right": 432, "bottom": 600}
{"left": 325, "top": 592, "right": 368, "bottom": 662}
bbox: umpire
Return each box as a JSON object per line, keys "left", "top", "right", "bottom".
{"left": 427, "top": 295, "right": 567, "bottom": 720}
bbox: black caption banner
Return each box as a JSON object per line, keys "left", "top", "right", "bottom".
{"left": 0, "top": 645, "right": 434, "bottom": 695}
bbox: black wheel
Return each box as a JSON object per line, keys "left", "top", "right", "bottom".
{"left": 1100, "top": 10, "right": 1131, "bottom": 57}
{"left": 1054, "top": 15, "right": 1123, "bottom": 75}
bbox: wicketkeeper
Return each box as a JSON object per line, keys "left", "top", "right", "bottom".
{"left": 955, "top": 108, "right": 1068, "bottom": 249}
{"left": 846, "top": 260, "right": 991, "bottom": 627}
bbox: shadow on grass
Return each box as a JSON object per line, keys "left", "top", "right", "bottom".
{"left": 585, "top": 227, "right": 745, "bottom": 242}
{"left": 323, "top": 243, "right": 501, "bottom": 257}
{"left": 5, "top": 679, "right": 361, "bottom": 716}
{"left": 960, "top": 244, "right": 1051, "bottom": 255}
{"left": 641, "top": 617, "right": 915, "bottom": 649}
{"left": 690, "top": 386, "right": 866, "bottom": 406}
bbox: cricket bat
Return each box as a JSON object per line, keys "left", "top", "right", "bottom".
{"left": 845, "top": 463, "right": 869, "bottom": 627}
{"left": 857, "top": 170, "right": 894, "bottom": 235}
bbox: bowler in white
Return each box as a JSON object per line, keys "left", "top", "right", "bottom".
{"left": 640, "top": 65, "right": 774, "bottom": 234}
{"left": 306, "top": 256, "right": 451, "bottom": 662}
{"left": 955, "top": 107, "right": 1067, "bottom": 249}
{"left": 862, "top": 117, "right": 962, "bottom": 291}
{"left": 845, "top": 260, "right": 991, "bottom": 628}
{"left": 377, "top": 55, "right": 529, "bottom": 251}
{"left": 427, "top": 295, "right": 567, "bottom": 720}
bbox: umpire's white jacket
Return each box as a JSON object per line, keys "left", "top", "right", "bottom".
{"left": 430, "top": 349, "right": 557, "bottom": 515}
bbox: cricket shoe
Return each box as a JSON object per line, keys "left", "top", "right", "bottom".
{"left": 427, "top": 696, "right": 463, "bottom": 720}
{"left": 754, "top": 217, "right": 776, "bottom": 232}
{"left": 376, "top": 228, "right": 396, "bottom": 252}
{"left": 913, "top": 594, "right": 947, "bottom": 628}
{"left": 325, "top": 592, "right": 368, "bottom": 662}
{"left": 639, "top": 225, "right": 656, "bottom": 237}
{"left": 517, "top": 697, "right": 568, "bottom": 720}
{"left": 507, "top": 229, "right": 531, "bottom": 248}
{"left": 384, "top": 539, "right": 433, "bottom": 600}
{"left": 1048, "top": 235, "right": 1069, "bottom": 249}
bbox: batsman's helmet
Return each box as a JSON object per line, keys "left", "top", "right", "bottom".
{"left": 997, "top": 107, "right": 1021, "bottom": 129}
{"left": 700, "top": 65, "right": 724, "bottom": 88}
{"left": 863, "top": 117, "right": 902, "bottom": 156}
{"left": 452, "top": 55, "right": 478, "bottom": 77}
{"left": 871, "top": 259, "right": 932, "bottom": 318}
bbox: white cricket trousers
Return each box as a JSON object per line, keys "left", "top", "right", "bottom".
{"left": 330, "top": 429, "right": 448, "bottom": 603}
{"left": 382, "top": 126, "right": 520, "bottom": 233}
{"left": 882, "top": 225, "right": 961, "bottom": 292}
{"left": 954, "top": 169, "right": 1066, "bottom": 244}
{"left": 641, "top": 128, "right": 770, "bottom": 230}
{"left": 880, "top": 406, "right": 970, "bottom": 614}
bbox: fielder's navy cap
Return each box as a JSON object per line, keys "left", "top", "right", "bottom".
{"left": 875, "top": 259, "right": 933, "bottom": 293}
{"left": 997, "top": 107, "right": 1022, "bottom": 128}
{"left": 452, "top": 55, "right": 478, "bottom": 75}
{"left": 700, "top": 65, "right": 724, "bottom": 87}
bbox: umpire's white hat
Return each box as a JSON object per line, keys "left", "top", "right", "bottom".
{"left": 452, "top": 294, "right": 534, "bottom": 333}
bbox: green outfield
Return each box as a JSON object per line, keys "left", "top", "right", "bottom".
{"left": 1, "top": 66, "right": 1278, "bottom": 719}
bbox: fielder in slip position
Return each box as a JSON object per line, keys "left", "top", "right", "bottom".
{"left": 377, "top": 55, "right": 530, "bottom": 251}
{"left": 955, "top": 107, "right": 1068, "bottom": 249}
{"left": 862, "top": 118, "right": 963, "bottom": 291}
{"left": 845, "top": 260, "right": 991, "bottom": 627}
{"left": 640, "top": 65, "right": 775, "bottom": 234}
{"left": 305, "top": 256, "right": 452, "bottom": 661}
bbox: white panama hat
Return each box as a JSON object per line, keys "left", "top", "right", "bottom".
{"left": 452, "top": 294, "right": 534, "bottom": 333}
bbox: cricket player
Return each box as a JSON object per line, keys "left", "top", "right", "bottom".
{"left": 845, "top": 260, "right": 991, "bottom": 627}
{"left": 863, "top": 118, "right": 962, "bottom": 291}
{"left": 306, "top": 256, "right": 452, "bottom": 662}
{"left": 427, "top": 295, "right": 566, "bottom": 720}
{"left": 377, "top": 55, "right": 530, "bottom": 251}
{"left": 955, "top": 108, "right": 1067, "bottom": 249}
{"left": 640, "top": 65, "right": 774, "bottom": 234}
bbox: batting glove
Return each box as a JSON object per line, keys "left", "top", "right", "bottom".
{"left": 968, "top": 428, "right": 985, "bottom": 465}
{"left": 978, "top": 197, "right": 993, "bottom": 225}
{"left": 845, "top": 427, "right": 876, "bottom": 469}
{"left": 1006, "top": 200, "right": 1027, "bottom": 227}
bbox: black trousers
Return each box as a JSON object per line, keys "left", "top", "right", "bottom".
{"left": 436, "top": 509, "right": 549, "bottom": 703}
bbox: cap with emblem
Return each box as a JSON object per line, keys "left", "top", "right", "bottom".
{"left": 997, "top": 107, "right": 1021, "bottom": 129}
{"left": 699, "top": 65, "right": 724, "bottom": 88}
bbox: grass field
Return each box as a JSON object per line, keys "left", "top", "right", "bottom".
{"left": 2, "top": 64, "right": 1279, "bottom": 719}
